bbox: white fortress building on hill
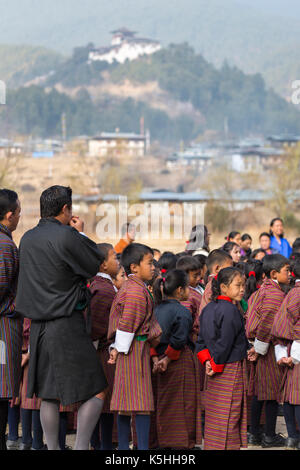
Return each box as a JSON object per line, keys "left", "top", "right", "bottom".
{"left": 88, "top": 28, "right": 161, "bottom": 64}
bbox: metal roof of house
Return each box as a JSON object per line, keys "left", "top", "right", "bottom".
{"left": 90, "top": 132, "right": 146, "bottom": 140}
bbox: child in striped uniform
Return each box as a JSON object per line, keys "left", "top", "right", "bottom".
{"left": 108, "top": 243, "right": 162, "bottom": 450}
{"left": 271, "top": 257, "right": 300, "bottom": 449}
{"left": 245, "top": 254, "right": 290, "bottom": 448}
{"left": 196, "top": 267, "right": 255, "bottom": 450}
{"left": 89, "top": 243, "right": 120, "bottom": 450}
{"left": 176, "top": 255, "right": 202, "bottom": 343}
{"left": 152, "top": 269, "right": 202, "bottom": 449}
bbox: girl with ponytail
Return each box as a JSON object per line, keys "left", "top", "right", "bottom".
{"left": 244, "top": 260, "right": 264, "bottom": 301}
{"left": 197, "top": 267, "right": 255, "bottom": 450}
{"left": 151, "top": 269, "right": 202, "bottom": 449}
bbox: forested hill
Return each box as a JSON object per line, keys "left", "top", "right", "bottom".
{"left": 1, "top": 44, "right": 300, "bottom": 143}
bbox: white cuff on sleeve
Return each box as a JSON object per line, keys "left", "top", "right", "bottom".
{"left": 79, "top": 232, "right": 87, "bottom": 237}
{"left": 93, "top": 340, "right": 99, "bottom": 350}
{"left": 274, "top": 344, "right": 288, "bottom": 362}
{"left": 109, "top": 330, "right": 135, "bottom": 354}
{"left": 254, "top": 338, "right": 270, "bottom": 355}
{"left": 291, "top": 340, "right": 300, "bottom": 364}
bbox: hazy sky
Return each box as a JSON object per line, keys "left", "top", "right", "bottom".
{"left": 0, "top": 0, "right": 299, "bottom": 52}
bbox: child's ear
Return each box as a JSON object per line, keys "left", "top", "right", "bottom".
{"left": 215, "top": 264, "right": 220, "bottom": 274}
{"left": 130, "top": 263, "right": 139, "bottom": 274}
{"left": 100, "top": 261, "right": 107, "bottom": 272}
{"left": 270, "top": 269, "right": 278, "bottom": 280}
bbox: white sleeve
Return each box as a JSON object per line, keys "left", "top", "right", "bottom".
{"left": 254, "top": 338, "right": 270, "bottom": 355}
{"left": 274, "top": 344, "right": 288, "bottom": 362}
{"left": 109, "top": 330, "right": 135, "bottom": 354}
{"left": 291, "top": 340, "right": 300, "bottom": 364}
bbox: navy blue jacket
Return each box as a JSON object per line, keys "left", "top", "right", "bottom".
{"left": 196, "top": 299, "right": 250, "bottom": 366}
{"left": 154, "top": 299, "right": 194, "bottom": 357}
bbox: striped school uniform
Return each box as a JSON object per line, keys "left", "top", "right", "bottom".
{"left": 89, "top": 273, "right": 117, "bottom": 413}
{"left": 181, "top": 287, "right": 202, "bottom": 342}
{"left": 153, "top": 299, "right": 202, "bottom": 449}
{"left": 271, "top": 282, "right": 300, "bottom": 404}
{"left": 245, "top": 278, "right": 286, "bottom": 401}
{"left": 0, "top": 224, "right": 22, "bottom": 399}
{"left": 108, "top": 275, "right": 162, "bottom": 412}
{"left": 197, "top": 298, "right": 249, "bottom": 450}
{"left": 198, "top": 275, "right": 214, "bottom": 317}
{"left": 20, "top": 318, "right": 41, "bottom": 410}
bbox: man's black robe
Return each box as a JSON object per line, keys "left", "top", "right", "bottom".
{"left": 15, "top": 218, "right": 107, "bottom": 405}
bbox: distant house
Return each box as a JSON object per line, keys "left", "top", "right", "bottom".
{"left": 267, "top": 135, "right": 300, "bottom": 148}
{"left": 230, "top": 147, "right": 285, "bottom": 172}
{"left": 167, "top": 147, "right": 215, "bottom": 170}
{"left": 0, "top": 139, "right": 24, "bottom": 158}
{"left": 88, "top": 28, "right": 161, "bottom": 64}
{"left": 88, "top": 132, "right": 148, "bottom": 158}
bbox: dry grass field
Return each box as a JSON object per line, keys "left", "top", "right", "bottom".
{"left": 4, "top": 152, "right": 299, "bottom": 249}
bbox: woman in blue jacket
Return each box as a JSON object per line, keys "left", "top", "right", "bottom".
{"left": 269, "top": 218, "right": 292, "bottom": 258}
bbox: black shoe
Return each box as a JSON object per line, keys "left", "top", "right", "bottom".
{"left": 261, "top": 433, "right": 286, "bottom": 448}
{"left": 285, "top": 438, "right": 299, "bottom": 450}
{"left": 248, "top": 433, "right": 262, "bottom": 446}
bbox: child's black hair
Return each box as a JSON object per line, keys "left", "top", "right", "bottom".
{"left": 121, "top": 243, "right": 154, "bottom": 276}
{"left": 292, "top": 238, "right": 300, "bottom": 253}
{"left": 222, "top": 241, "right": 239, "bottom": 255}
{"left": 290, "top": 256, "right": 300, "bottom": 280}
{"left": 153, "top": 269, "right": 189, "bottom": 305}
{"left": 225, "top": 231, "right": 240, "bottom": 242}
{"left": 241, "top": 233, "right": 252, "bottom": 242}
{"left": 244, "top": 259, "right": 264, "bottom": 300}
{"left": 235, "top": 261, "right": 247, "bottom": 274}
{"left": 259, "top": 232, "right": 271, "bottom": 240}
{"left": 176, "top": 255, "right": 200, "bottom": 273}
{"left": 193, "top": 254, "right": 207, "bottom": 271}
{"left": 262, "top": 254, "right": 289, "bottom": 279}
{"left": 206, "top": 249, "right": 232, "bottom": 274}
{"left": 157, "top": 251, "right": 178, "bottom": 273}
{"left": 97, "top": 243, "right": 113, "bottom": 262}
{"left": 250, "top": 249, "right": 266, "bottom": 260}
{"left": 211, "top": 267, "right": 244, "bottom": 302}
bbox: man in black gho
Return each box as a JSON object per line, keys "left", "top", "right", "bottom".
{"left": 16, "top": 186, "right": 107, "bottom": 450}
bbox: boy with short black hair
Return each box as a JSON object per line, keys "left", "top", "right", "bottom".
{"left": 246, "top": 254, "right": 290, "bottom": 448}
{"left": 108, "top": 243, "right": 162, "bottom": 450}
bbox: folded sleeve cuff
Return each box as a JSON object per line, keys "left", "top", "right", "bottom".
{"left": 110, "top": 330, "right": 135, "bottom": 354}
{"left": 150, "top": 347, "right": 158, "bottom": 357}
{"left": 291, "top": 340, "right": 300, "bottom": 364}
{"left": 274, "top": 344, "right": 288, "bottom": 362}
{"left": 210, "top": 357, "right": 225, "bottom": 373}
{"left": 254, "top": 338, "right": 270, "bottom": 355}
{"left": 197, "top": 348, "right": 211, "bottom": 365}
{"left": 165, "top": 345, "right": 181, "bottom": 361}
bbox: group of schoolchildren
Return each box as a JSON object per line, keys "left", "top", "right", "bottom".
{"left": 8, "top": 219, "right": 300, "bottom": 451}
{"left": 83, "top": 221, "right": 300, "bottom": 451}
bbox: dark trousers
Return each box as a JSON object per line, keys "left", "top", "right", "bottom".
{"left": 283, "top": 402, "right": 300, "bottom": 439}
{"left": 250, "top": 396, "right": 278, "bottom": 437}
{"left": 8, "top": 405, "right": 20, "bottom": 441}
{"left": 0, "top": 400, "right": 8, "bottom": 450}
{"left": 21, "top": 409, "right": 44, "bottom": 449}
